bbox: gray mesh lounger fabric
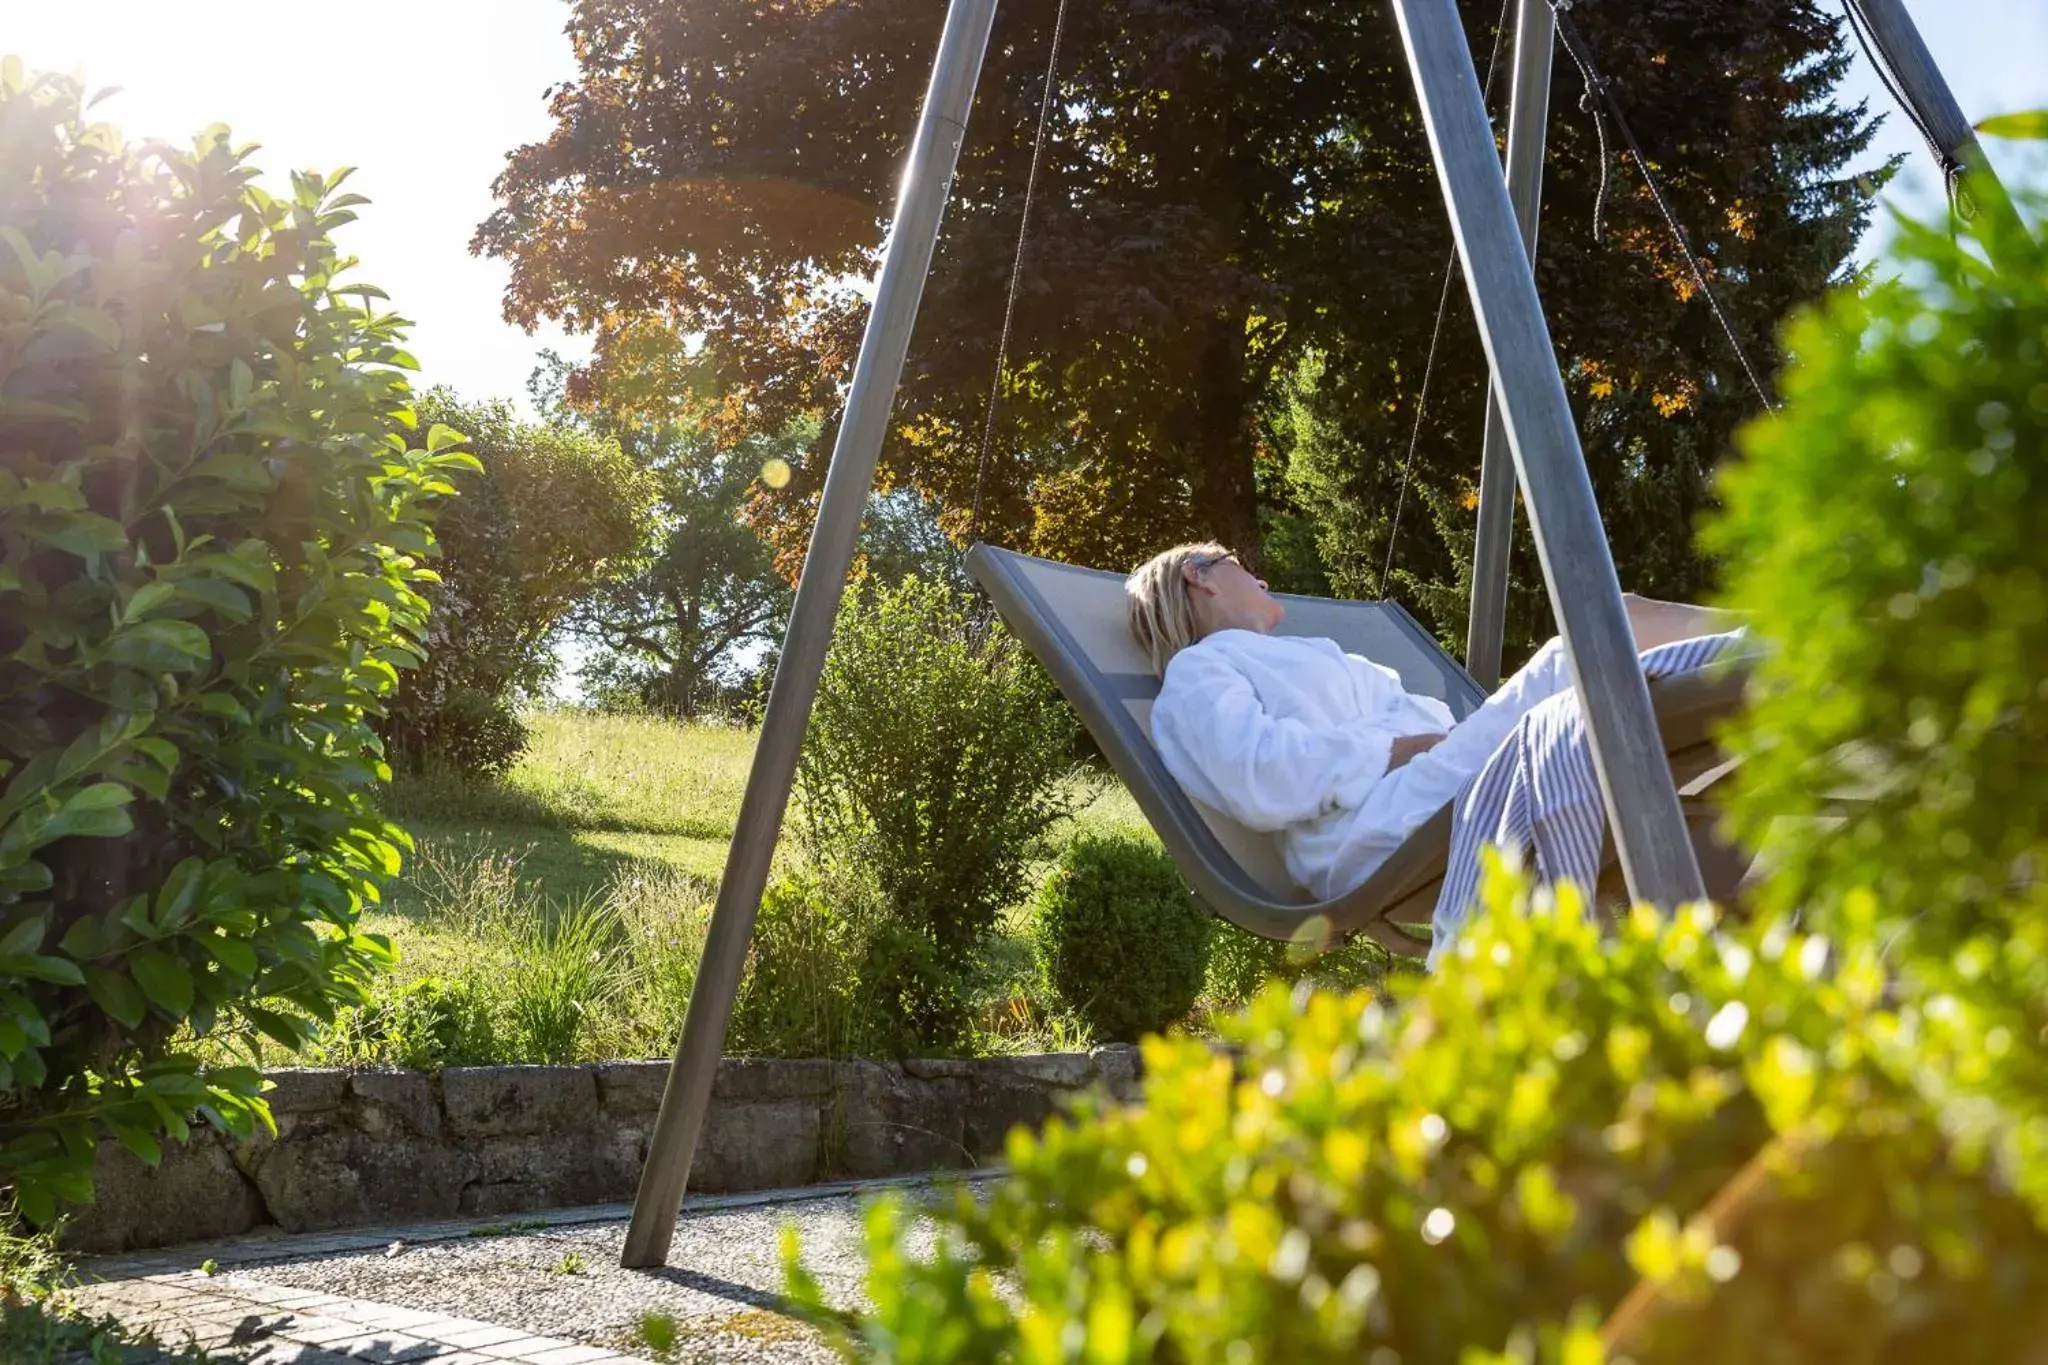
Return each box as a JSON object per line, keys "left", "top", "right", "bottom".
{"left": 967, "top": 544, "right": 1751, "bottom": 956}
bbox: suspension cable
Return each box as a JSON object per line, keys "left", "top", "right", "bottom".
{"left": 969, "top": 0, "right": 1072, "bottom": 542}
{"left": 1550, "top": 5, "right": 1779, "bottom": 413}
{"left": 1377, "top": 0, "right": 1515, "bottom": 600}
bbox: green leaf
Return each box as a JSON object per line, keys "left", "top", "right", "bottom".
{"left": 129, "top": 948, "right": 195, "bottom": 1016}
{"left": 243, "top": 1005, "right": 307, "bottom": 1051}
{"left": 122, "top": 581, "right": 180, "bottom": 623}
{"left": 13, "top": 1181, "right": 56, "bottom": 1227}
{"left": 425, "top": 423, "right": 468, "bottom": 454}
{"left": 58, "top": 917, "right": 102, "bottom": 959}
{"left": 203, "top": 934, "right": 257, "bottom": 978}
{"left": 168, "top": 576, "right": 253, "bottom": 621}
{"left": 155, "top": 858, "right": 206, "bottom": 931}
{"left": 85, "top": 967, "right": 146, "bottom": 1029}
{"left": 0, "top": 954, "right": 85, "bottom": 987}
{"left": 0, "top": 862, "right": 53, "bottom": 896}
{"left": 29, "top": 514, "right": 128, "bottom": 560}
{"left": 0, "top": 910, "right": 47, "bottom": 957}
{"left": 39, "top": 801, "right": 133, "bottom": 844}
{"left": 65, "top": 783, "right": 131, "bottom": 813}
{"left": 102, "top": 618, "right": 211, "bottom": 673}
{"left": 112, "top": 1124, "right": 163, "bottom": 1167}
{"left": 134, "top": 738, "right": 179, "bottom": 771}
{"left": 1975, "top": 110, "right": 2048, "bottom": 140}
{"left": 192, "top": 693, "right": 251, "bottom": 724}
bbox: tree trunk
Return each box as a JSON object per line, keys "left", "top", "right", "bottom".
{"left": 1187, "top": 313, "right": 1263, "bottom": 570}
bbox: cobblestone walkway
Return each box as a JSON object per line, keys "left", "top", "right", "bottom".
{"left": 72, "top": 1175, "right": 951, "bottom": 1363}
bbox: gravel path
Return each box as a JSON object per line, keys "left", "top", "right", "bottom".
{"left": 215, "top": 1186, "right": 955, "bottom": 1362}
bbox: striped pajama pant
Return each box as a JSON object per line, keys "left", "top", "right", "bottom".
{"left": 1425, "top": 630, "right": 1746, "bottom": 972}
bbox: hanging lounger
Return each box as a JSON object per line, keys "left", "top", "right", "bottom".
{"left": 967, "top": 543, "right": 1754, "bottom": 956}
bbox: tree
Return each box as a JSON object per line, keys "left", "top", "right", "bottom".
{"left": 379, "top": 390, "right": 653, "bottom": 774}
{"left": 478, "top": 0, "right": 1877, "bottom": 663}
{"left": 571, "top": 415, "right": 797, "bottom": 716}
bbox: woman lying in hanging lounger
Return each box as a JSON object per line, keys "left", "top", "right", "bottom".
{"left": 1124, "top": 542, "right": 1745, "bottom": 970}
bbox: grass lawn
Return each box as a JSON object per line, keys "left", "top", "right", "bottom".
{"left": 292, "top": 710, "right": 1160, "bottom": 1068}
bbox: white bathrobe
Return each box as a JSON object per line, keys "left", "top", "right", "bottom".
{"left": 1150, "top": 628, "right": 1574, "bottom": 901}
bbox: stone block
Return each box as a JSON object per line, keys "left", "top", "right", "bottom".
{"left": 1090, "top": 1044, "right": 1144, "bottom": 1102}
{"left": 593, "top": 1061, "right": 670, "bottom": 1117}
{"left": 830, "top": 1061, "right": 970, "bottom": 1180}
{"left": 263, "top": 1069, "right": 350, "bottom": 1115}
{"left": 900, "top": 1058, "right": 975, "bottom": 1080}
{"left": 712, "top": 1057, "right": 836, "bottom": 1102}
{"left": 999, "top": 1053, "right": 1094, "bottom": 1088}
{"left": 349, "top": 1070, "right": 441, "bottom": 1139}
{"left": 458, "top": 1129, "right": 642, "bottom": 1215}
{"left": 243, "top": 1134, "right": 471, "bottom": 1232}
{"left": 693, "top": 1098, "right": 823, "bottom": 1192}
{"left": 442, "top": 1066, "right": 598, "bottom": 1138}
{"left": 961, "top": 1066, "right": 1066, "bottom": 1159}
{"left": 60, "top": 1137, "right": 267, "bottom": 1253}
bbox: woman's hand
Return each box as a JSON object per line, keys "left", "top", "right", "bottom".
{"left": 1389, "top": 732, "right": 1448, "bottom": 770}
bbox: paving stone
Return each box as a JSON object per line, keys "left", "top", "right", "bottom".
{"left": 472, "top": 1337, "right": 572, "bottom": 1360}
{"left": 518, "top": 1346, "right": 619, "bottom": 1365}
{"left": 425, "top": 1323, "right": 530, "bottom": 1350}
{"left": 329, "top": 1332, "right": 445, "bottom": 1362}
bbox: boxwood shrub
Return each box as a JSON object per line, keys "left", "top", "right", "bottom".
{"left": 1033, "top": 834, "right": 1211, "bottom": 1043}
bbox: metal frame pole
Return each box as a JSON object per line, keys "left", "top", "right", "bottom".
{"left": 1851, "top": 0, "right": 2022, "bottom": 243}
{"left": 619, "top": 0, "right": 1001, "bottom": 1269}
{"left": 1852, "top": 0, "right": 2008, "bottom": 182}
{"left": 1463, "top": 0, "right": 1556, "bottom": 691}
{"left": 1391, "top": 0, "right": 1706, "bottom": 908}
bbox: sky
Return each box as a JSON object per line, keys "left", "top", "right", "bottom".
{"left": 10, "top": 2, "right": 2047, "bottom": 415}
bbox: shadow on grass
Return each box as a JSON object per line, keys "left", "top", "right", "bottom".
{"left": 386, "top": 771, "right": 735, "bottom": 842}
{"left": 381, "top": 822, "right": 722, "bottom": 922}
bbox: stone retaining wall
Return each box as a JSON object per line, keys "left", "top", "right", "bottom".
{"left": 63, "top": 1048, "right": 1140, "bottom": 1254}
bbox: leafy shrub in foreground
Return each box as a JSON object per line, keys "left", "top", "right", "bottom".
{"left": 0, "top": 66, "right": 469, "bottom": 1218}
{"left": 1707, "top": 176, "right": 2048, "bottom": 939}
{"left": 1707, "top": 173, "right": 2048, "bottom": 1222}
{"left": 797, "top": 576, "right": 1078, "bottom": 1051}
{"left": 789, "top": 866, "right": 2048, "bottom": 1362}
{"left": 1033, "top": 835, "right": 1211, "bottom": 1043}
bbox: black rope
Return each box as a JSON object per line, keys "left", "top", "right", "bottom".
{"left": 1551, "top": 5, "right": 1779, "bottom": 413}
{"left": 969, "top": 0, "right": 1072, "bottom": 542}
{"left": 1377, "top": 0, "right": 1515, "bottom": 601}
{"left": 1840, "top": 0, "right": 1971, "bottom": 218}
{"left": 1547, "top": 3, "right": 1613, "bottom": 242}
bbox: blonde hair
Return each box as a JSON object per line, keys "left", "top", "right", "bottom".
{"left": 1125, "top": 541, "right": 1231, "bottom": 677}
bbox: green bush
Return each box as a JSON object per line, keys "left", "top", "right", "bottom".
{"left": 1707, "top": 176, "right": 2048, "bottom": 1220}
{"left": 797, "top": 576, "right": 1079, "bottom": 1051}
{"left": 788, "top": 867, "right": 2048, "bottom": 1362}
{"left": 0, "top": 67, "right": 471, "bottom": 1219}
{"left": 306, "top": 976, "right": 492, "bottom": 1071}
{"left": 1707, "top": 177, "right": 2048, "bottom": 940}
{"left": 729, "top": 871, "right": 874, "bottom": 1058}
{"left": 1033, "top": 835, "right": 1211, "bottom": 1043}
{"left": 380, "top": 390, "right": 653, "bottom": 777}
{"left": 1203, "top": 918, "right": 1392, "bottom": 1013}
